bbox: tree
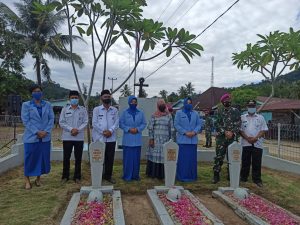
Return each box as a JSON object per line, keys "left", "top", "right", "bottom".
{"left": 231, "top": 88, "right": 258, "bottom": 109}
{"left": 0, "top": 0, "right": 84, "bottom": 85}
{"left": 120, "top": 84, "right": 132, "bottom": 97}
{"left": 140, "top": 88, "right": 148, "bottom": 98}
{"left": 159, "top": 89, "right": 168, "bottom": 101}
{"left": 0, "top": 18, "right": 26, "bottom": 74}
{"left": 232, "top": 28, "right": 300, "bottom": 111}
{"left": 53, "top": 0, "right": 203, "bottom": 104}
{"left": 53, "top": 0, "right": 203, "bottom": 144}
{"left": 178, "top": 86, "right": 187, "bottom": 99}
{"left": 185, "top": 82, "right": 195, "bottom": 96}
{"left": 167, "top": 92, "right": 179, "bottom": 102}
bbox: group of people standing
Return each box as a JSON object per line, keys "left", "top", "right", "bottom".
{"left": 21, "top": 85, "right": 268, "bottom": 190}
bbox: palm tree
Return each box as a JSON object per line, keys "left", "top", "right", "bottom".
{"left": 0, "top": 0, "right": 84, "bottom": 85}
{"left": 159, "top": 89, "right": 168, "bottom": 101}
{"left": 185, "top": 82, "right": 195, "bottom": 96}
{"left": 178, "top": 86, "right": 187, "bottom": 99}
{"left": 120, "top": 84, "right": 132, "bottom": 97}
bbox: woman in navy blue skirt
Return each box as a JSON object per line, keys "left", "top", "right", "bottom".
{"left": 21, "top": 85, "right": 54, "bottom": 189}
{"left": 174, "top": 97, "right": 202, "bottom": 182}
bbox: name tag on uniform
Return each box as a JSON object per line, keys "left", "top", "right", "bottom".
{"left": 65, "top": 112, "right": 73, "bottom": 117}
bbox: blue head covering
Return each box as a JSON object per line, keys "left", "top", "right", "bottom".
{"left": 127, "top": 95, "right": 138, "bottom": 120}
{"left": 183, "top": 97, "right": 193, "bottom": 121}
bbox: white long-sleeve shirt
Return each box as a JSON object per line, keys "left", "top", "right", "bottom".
{"left": 59, "top": 105, "right": 88, "bottom": 141}
{"left": 92, "top": 105, "right": 119, "bottom": 142}
{"left": 240, "top": 113, "right": 268, "bottom": 148}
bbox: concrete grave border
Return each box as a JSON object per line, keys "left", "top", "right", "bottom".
{"left": 212, "top": 187, "right": 300, "bottom": 225}
{"left": 148, "top": 186, "right": 224, "bottom": 225}
{"left": 60, "top": 189, "right": 125, "bottom": 225}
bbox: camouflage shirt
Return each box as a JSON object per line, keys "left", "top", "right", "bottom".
{"left": 215, "top": 106, "right": 241, "bottom": 140}
{"left": 204, "top": 115, "right": 213, "bottom": 132}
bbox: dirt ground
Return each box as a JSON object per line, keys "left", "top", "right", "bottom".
{"left": 121, "top": 194, "right": 248, "bottom": 225}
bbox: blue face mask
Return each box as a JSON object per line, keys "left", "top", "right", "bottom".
{"left": 129, "top": 104, "right": 137, "bottom": 110}
{"left": 70, "top": 98, "right": 79, "bottom": 105}
{"left": 32, "top": 92, "right": 42, "bottom": 100}
{"left": 248, "top": 107, "right": 256, "bottom": 114}
{"left": 184, "top": 103, "right": 193, "bottom": 111}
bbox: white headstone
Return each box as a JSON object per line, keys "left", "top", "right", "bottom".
{"left": 163, "top": 139, "right": 179, "bottom": 188}
{"left": 227, "top": 141, "right": 242, "bottom": 189}
{"left": 89, "top": 141, "right": 105, "bottom": 189}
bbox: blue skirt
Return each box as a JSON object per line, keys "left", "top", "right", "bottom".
{"left": 24, "top": 141, "right": 51, "bottom": 176}
{"left": 176, "top": 144, "right": 197, "bottom": 182}
{"left": 122, "top": 146, "right": 141, "bottom": 181}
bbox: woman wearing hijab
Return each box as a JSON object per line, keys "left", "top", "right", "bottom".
{"left": 146, "top": 99, "right": 173, "bottom": 179}
{"left": 119, "top": 96, "right": 147, "bottom": 181}
{"left": 21, "top": 85, "right": 54, "bottom": 189}
{"left": 174, "top": 97, "right": 202, "bottom": 182}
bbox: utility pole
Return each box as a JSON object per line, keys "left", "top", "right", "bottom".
{"left": 211, "top": 56, "right": 214, "bottom": 87}
{"left": 108, "top": 77, "right": 117, "bottom": 92}
{"left": 134, "top": 32, "right": 140, "bottom": 96}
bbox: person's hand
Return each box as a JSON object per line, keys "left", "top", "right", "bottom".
{"left": 149, "top": 139, "right": 154, "bottom": 148}
{"left": 103, "top": 130, "right": 112, "bottom": 138}
{"left": 248, "top": 136, "right": 258, "bottom": 144}
{"left": 37, "top": 131, "right": 47, "bottom": 138}
{"left": 185, "top": 131, "right": 195, "bottom": 138}
{"left": 129, "top": 128, "right": 138, "bottom": 134}
{"left": 71, "top": 128, "right": 79, "bottom": 136}
{"left": 225, "top": 131, "right": 234, "bottom": 139}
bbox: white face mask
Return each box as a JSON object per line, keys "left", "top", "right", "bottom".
{"left": 248, "top": 107, "right": 256, "bottom": 114}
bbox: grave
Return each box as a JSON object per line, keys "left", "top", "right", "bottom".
{"left": 212, "top": 141, "right": 300, "bottom": 225}
{"left": 60, "top": 141, "right": 125, "bottom": 225}
{"left": 148, "top": 139, "right": 224, "bottom": 225}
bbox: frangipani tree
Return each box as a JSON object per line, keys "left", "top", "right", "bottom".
{"left": 232, "top": 28, "right": 300, "bottom": 111}
{"left": 52, "top": 0, "right": 203, "bottom": 106}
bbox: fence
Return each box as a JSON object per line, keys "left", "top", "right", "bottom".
{"left": 263, "top": 123, "right": 300, "bottom": 163}
{"left": 1, "top": 114, "right": 300, "bottom": 163}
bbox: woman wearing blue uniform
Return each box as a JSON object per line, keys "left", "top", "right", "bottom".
{"left": 21, "top": 85, "right": 54, "bottom": 189}
{"left": 119, "top": 96, "right": 146, "bottom": 181}
{"left": 174, "top": 97, "right": 202, "bottom": 182}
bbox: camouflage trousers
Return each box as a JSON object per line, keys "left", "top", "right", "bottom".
{"left": 205, "top": 131, "right": 212, "bottom": 146}
{"left": 213, "top": 136, "right": 234, "bottom": 173}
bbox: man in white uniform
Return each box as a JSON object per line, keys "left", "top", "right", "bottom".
{"left": 92, "top": 90, "right": 119, "bottom": 184}
{"left": 59, "top": 90, "right": 88, "bottom": 184}
{"left": 240, "top": 100, "right": 268, "bottom": 187}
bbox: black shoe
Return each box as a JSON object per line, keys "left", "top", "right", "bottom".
{"left": 255, "top": 182, "right": 263, "bottom": 188}
{"left": 106, "top": 178, "right": 116, "bottom": 184}
{"left": 211, "top": 172, "right": 220, "bottom": 184}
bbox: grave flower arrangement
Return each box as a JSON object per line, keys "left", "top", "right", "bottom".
{"left": 158, "top": 192, "right": 213, "bottom": 225}
{"left": 72, "top": 194, "right": 113, "bottom": 225}
{"left": 226, "top": 193, "right": 299, "bottom": 225}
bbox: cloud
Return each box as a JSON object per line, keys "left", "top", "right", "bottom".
{"left": 3, "top": 0, "right": 300, "bottom": 100}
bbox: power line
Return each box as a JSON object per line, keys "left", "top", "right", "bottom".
{"left": 157, "top": 0, "right": 174, "bottom": 21}
{"left": 145, "top": 0, "right": 240, "bottom": 80}
{"left": 164, "top": 0, "right": 187, "bottom": 26}
{"left": 172, "top": 0, "right": 200, "bottom": 28}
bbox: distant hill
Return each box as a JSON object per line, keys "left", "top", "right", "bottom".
{"left": 226, "top": 69, "right": 300, "bottom": 99}
{"left": 42, "top": 82, "right": 70, "bottom": 100}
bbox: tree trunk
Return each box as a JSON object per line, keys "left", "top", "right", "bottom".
{"left": 257, "top": 82, "right": 274, "bottom": 112}
{"left": 102, "top": 51, "right": 107, "bottom": 91}
{"left": 36, "top": 57, "right": 42, "bottom": 85}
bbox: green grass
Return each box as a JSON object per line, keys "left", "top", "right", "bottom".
{"left": 0, "top": 161, "right": 299, "bottom": 225}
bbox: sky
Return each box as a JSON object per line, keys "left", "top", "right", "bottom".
{"left": 2, "top": 0, "right": 300, "bottom": 99}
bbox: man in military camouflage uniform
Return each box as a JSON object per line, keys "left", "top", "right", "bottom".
{"left": 212, "top": 93, "right": 241, "bottom": 184}
{"left": 203, "top": 109, "right": 213, "bottom": 148}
